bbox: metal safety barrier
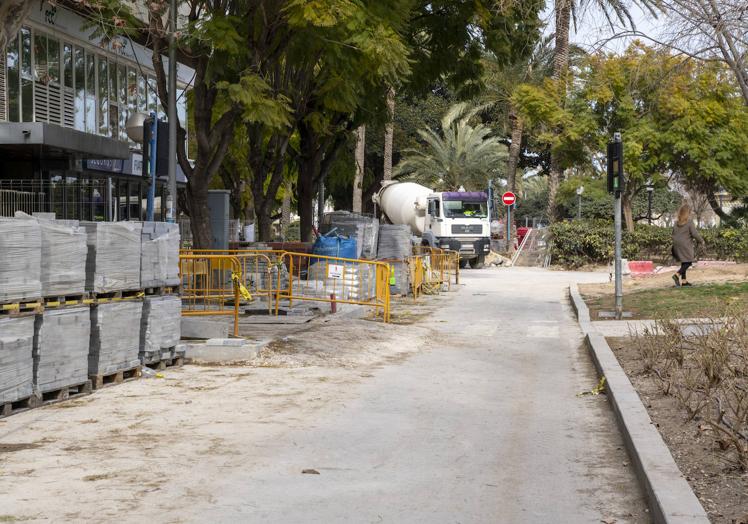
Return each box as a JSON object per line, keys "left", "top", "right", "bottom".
{"left": 179, "top": 254, "right": 241, "bottom": 337}
{"left": 275, "top": 251, "right": 391, "bottom": 322}
{"left": 411, "top": 246, "right": 460, "bottom": 290}
{"left": 181, "top": 249, "right": 282, "bottom": 313}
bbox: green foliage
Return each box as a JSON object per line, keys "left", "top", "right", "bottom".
{"left": 513, "top": 43, "right": 748, "bottom": 220}
{"left": 395, "top": 103, "right": 508, "bottom": 190}
{"left": 218, "top": 75, "right": 291, "bottom": 129}
{"left": 549, "top": 220, "right": 748, "bottom": 268}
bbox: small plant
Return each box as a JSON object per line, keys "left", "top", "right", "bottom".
{"left": 633, "top": 307, "right": 748, "bottom": 469}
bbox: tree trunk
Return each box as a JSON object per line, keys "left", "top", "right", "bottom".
{"left": 255, "top": 206, "right": 274, "bottom": 242}
{"left": 353, "top": 125, "right": 366, "bottom": 213}
{"left": 186, "top": 181, "right": 212, "bottom": 248}
{"left": 706, "top": 190, "right": 730, "bottom": 223}
{"left": 0, "top": 0, "right": 31, "bottom": 49}
{"left": 297, "top": 173, "right": 316, "bottom": 242}
{"left": 506, "top": 109, "right": 523, "bottom": 193}
{"left": 546, "top": 0, "right": 571, "bottom": 223}
{"left": 281, "top": 180, "right": 292, "bottom": 240}
{"left": 383, "top": 88, "right": 395, "bottom": 182}
{"left": 622, "top": 192, "right": 635, "bottom": 232}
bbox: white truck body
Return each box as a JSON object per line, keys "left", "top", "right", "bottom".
{"left": 373, "top": 181, "right": 491, "bottom": 266}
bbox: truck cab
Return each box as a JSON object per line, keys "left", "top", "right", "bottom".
{"left": 422, "top": 192, "right": 491, "bottom": 268}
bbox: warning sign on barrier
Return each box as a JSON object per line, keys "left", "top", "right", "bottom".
{"left": 328, "top": 264, "right": 345, "bottom": 279}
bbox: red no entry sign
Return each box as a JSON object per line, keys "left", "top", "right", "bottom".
{"left": 502, "top": 191, "right": 516, "bottom": 206}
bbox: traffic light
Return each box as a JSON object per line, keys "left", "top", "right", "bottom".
{"left": 607, "top": 138, "right": 624, "bottom": 194}
{"left": 143, "top": 119, "right": 170, "bottom": 177}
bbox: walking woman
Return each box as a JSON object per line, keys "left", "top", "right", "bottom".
{"left": 672, "top": 204, "right": 704, "bottom": 287}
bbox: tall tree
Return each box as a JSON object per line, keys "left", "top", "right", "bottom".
{"left": 84, "top": 0, "right": 290, "bottom": 247}
{"left": 383, "top": 87, "right": 396, "bottom": 182}
{"left": 396, "top": 103, "right": 508, "bottom": 191}
{"left": 546, "top": 0, "right": 661, "bottom": 222}
{"left": 352, "top": 125, "right": 366, "bottom": 213}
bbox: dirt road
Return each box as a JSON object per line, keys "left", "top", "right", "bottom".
{"left": 1, "top": 268, "right": 648, "bottom": 523}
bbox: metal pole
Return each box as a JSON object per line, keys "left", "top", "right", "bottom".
{"left": 613, "top": 133, "right": 623, "bottom": 320}
{"left": 146, "top": 112, "right": 158, "bottom": 221}
{"left": 166, "top": 0, "right": 177, "bottom": 223}
{"left": 506, "top": 204, "right": 511, "bottom": 250}
{"left": 577, "top": 193, "right": 582, "bottom": 220}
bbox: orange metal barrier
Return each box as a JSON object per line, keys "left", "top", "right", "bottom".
{"left": 181, "top": 249, "right": 279, "bottom": 313}
{"left": 275, "top": 252, "right": 391, "bottom": 322}
{"left": 179, "top": 254, "right": 241, "bottom": 337}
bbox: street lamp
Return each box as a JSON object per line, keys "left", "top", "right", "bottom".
{"left": 646, "top": 178, "right": 654, "bottom": 225}
{"left": 125, "top": 111, "right": 158, "bottom": 221}
{"left": 576, "top": 185, "right": 585, "bottom": 220}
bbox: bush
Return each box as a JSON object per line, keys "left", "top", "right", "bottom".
{"left": 550, "top": 220, "right": 748, "bottom": 268}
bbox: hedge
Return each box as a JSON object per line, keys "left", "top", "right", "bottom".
{"left": 549, "top": 220, "right": 748, "bottom": 268}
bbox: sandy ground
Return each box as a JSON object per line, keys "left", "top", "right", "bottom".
{"left": 579, "top": 262, "right": 748, "bottom": 298}
{"left": 1, "top": 268, "right": 648, "bottom": 523}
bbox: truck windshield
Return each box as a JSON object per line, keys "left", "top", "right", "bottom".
{"left": 443, "top": 201, "right": 488, "bottom": 218}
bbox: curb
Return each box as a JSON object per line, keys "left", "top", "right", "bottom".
{"left": 569, "top": 284, "right": 709, "bottom": 524}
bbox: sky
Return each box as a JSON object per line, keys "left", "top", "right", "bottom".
{"left": 541, "top": 3, "right": 666, "bottom": 53}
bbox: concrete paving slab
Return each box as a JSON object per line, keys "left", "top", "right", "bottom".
{"left": 181, "top": 317, "right": 230, "bottom": 339}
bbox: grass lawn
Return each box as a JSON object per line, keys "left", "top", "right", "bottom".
{"left": 584, "top": 281, "right": 748, "bottom": 319}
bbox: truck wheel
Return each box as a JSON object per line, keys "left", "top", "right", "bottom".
{"left": 459, "top": 258, "right": 469, "bottom": 269}
{"left": 469, "top": 256, "right": 485, "bottom": 269}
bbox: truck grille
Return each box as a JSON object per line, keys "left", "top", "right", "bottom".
{"left": 451, "top": 224, "right": 483, "bottom": 234}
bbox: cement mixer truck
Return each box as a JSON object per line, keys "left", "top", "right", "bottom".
{"left": 373, "top": 181, "right": 491, "bottom": 268}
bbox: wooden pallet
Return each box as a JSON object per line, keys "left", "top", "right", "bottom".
{"left": 43, "top": 293, "right": 93, "bottom": 309}
{"left": 39, "top": 380, "right": 93, "bottom": 405}
{"left": 0, "top": 300, "right": 43, "bottom": 316}
{"left": 143, "top": 286, "right": 177, "bottom": 296}
{"left": 145, "top": 356, "right": 185, "bottom": 371}
{"left": 92, "top": 289, "right": 144, "bottom": 303}
{"left": 0, "top": 394, "right": 41, "bottom": 418}
{"left": 89, "top": 366, "right": 141, "bottom": 390}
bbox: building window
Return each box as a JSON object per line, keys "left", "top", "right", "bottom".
{"left": 20, "top": 27, "right": 33, "bottom": 122}
{"left": 7, "top": 36, "right": 19, "bottom": 122}
{"left": 74, "top": 46, "right": 85, "bottom": 131}
{"left": 97, "top": 56, "right": 108, "bottom": 136}
{"left": 85, "top": 53, "right": 95, "bottom": 133}
{"left": 63, "top": 44, "right": 73, "bottom": 89}
{"left": 117, "top": 64, "right": 127, "bottom": 141}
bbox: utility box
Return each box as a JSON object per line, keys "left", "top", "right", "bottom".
{"left": 208, "top": 190, "right": 230, "bottom": 250}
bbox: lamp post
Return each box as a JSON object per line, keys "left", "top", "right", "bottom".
{"left": 576, "top": 185, "right": 584, "bottom": 220}
{"left": 646, "top": 178, "right": 654, "bottom": 225}
{"left": 126, "top": 111, "right": 157, "bottom": 221}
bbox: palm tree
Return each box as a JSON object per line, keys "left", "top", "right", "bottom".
{"left": 395, "top": 103, "right": 508, "bottom": 191}
{"left": 352, "top": 125, "right": 366, "bottom": 213}
{"left": 547, "top": 0, "right": 661, "bottom": 221}
{"left": 483, "top": 36, "right": 555, "bottom": 194}
{"left": 383, "top": 86, "right": 396, "bottom": 182}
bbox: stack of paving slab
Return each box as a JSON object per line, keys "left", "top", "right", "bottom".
{"left": 140, "top": 222, "right": 180, "bottom": 289}
{"left": 31, "top": 214, "right": 87, "bottom": 297}
{"left": 321, "top": 212, "right": 380, "bottom": 259}
{"left": 0, "top": 215, "right": 41, "bottom": 303}
{"left": 376, "top": 224, "right": 412, "bottom": 261}
{"left": 140, "top": 295, "right": 182, "bottom": 364}
{"left": 34, "top": 307, "right": 90, "bottom": 394}
{"left": 302, "top": 262, "right": 376, "bottom": 301}
{"left": 82, "top": 221, "right": 142, "bottom": 293}
{"left": 89, "top": 301, "right": 143, "bottom": 376}
{"left": 0, "top": 316, "right": 35, "bottom": 405}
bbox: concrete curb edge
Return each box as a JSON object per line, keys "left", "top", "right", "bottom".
{"left": 569, "top": 284, "right": 709, "bottom": 524}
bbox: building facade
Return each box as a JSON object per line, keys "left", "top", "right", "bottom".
{"left": 0, "top": 0, "right": 190, "bottom": 221}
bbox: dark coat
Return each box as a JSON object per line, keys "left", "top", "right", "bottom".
{"left": 672, "top": 221, "right": 703, "bottom": 263}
